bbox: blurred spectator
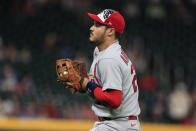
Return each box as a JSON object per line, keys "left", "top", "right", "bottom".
{"left": 22, "top": 102, "right": 37, "bottom": 118}
{"left": 0, "top": 65, "right": 18, "bottom": 93}
{"left": 139, "top": 72, "right": 158, "bottom": 91}
{"left": 152, "top": 102, "right": 165, "bottom": 122}
{"left": 168, "top": 82, "right": 191, "bottom": 122}
{"left": 11, "top": 97, "right": 21, "bottom": 117}
{"left": 15, "top": 74, "right": 36, "bottom": 96}
{"left": 183, "top": 106, "right": 196, "bottom": 125}
{"left": 0, "top": 39, "right": 31, "bottom": 64}
{"left": 19, "top": 47, "right": 32, "bottom": 64}
{"left": 145, "top": 0, "right": 166, "bottom": 19}
{"left": 43, "top": 32, "right": 58, "bottom": 56}
{"left": 123, "top": 1, "right": 140, "bottom": 18}
{"left": 152, "top": 91, "right": 168, "bottom": 123}
{"left": 0, "top": 99, "right": 15, "bottom": 117}
{"left": 38, "top": 100, "right": 59, "bottom": 118}
{"left": 5, "top": 43, "right": 19, "bottom": 63}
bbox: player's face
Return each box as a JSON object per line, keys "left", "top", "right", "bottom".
{"left": 89, "top": 21, "right": 107, "bottom": 45}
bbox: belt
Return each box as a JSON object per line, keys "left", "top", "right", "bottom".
{"left": 98, "top": 116, "right": 137, "bottom": 121}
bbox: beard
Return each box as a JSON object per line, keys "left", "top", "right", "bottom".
{"left": 89, "top": 32, "right": 105, "bottom": 46}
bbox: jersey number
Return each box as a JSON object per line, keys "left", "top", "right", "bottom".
{"left": 131, "top": 65, "right": 137, "bottom": 92}
{"left": 120, "top": 50, "right": 137, "bottom": 92}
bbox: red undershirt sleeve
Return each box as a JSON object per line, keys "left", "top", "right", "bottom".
{"left": 93, "top": 87, "right": 122, "bottom": 108}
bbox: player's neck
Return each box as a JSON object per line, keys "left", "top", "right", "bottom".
{"left": 98, "top": 39, "right": 118, "bottom": 51}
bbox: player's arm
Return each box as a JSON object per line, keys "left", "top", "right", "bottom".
{"left": 87, "top": 82, "right": 122, "bottom": 108}
{"left": 87, "top": 58, "right": 123, "bottom": 108}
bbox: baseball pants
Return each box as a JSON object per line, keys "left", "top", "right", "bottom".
{"left": 89, "top": 119, "right": 141, "bottom": 131}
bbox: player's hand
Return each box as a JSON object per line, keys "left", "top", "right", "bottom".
{"left": 65, "top": 82, "right": 78, "bottom": 94}
{"left": 65, "top": 77, "right": 89, "bottom": 94}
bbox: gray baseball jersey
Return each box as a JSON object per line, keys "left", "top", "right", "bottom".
{"left": 88, "top": 41, "right": 140, "bottom": 118}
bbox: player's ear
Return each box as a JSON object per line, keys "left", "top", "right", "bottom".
{"left": 106, "top": 28, "right": 115, "bottom": 37}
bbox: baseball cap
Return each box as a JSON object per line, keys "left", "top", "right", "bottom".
{"left": 88, "top": 9, "right": 125, "bottom": 34}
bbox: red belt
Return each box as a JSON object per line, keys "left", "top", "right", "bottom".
{"left": 98, "top": 116, "right": 137, "bottom": 121}
{"left": 128, "top": 116, "right": 137, "bottom": 120}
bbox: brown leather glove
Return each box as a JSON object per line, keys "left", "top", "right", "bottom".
{"left": 56, "top": 59, "right": 88, "bottom": 93}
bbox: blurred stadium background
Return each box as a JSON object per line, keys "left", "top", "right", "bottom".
{"left": 0, "top": 0, "right": 196, "bottom": 130}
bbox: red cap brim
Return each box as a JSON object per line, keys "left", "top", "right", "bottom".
{"left": 88, "top": 13, "right": 105, "bottom": 24}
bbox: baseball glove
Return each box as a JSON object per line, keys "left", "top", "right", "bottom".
{"left": 56, "top": 59, "right": 88, "bottom": 93}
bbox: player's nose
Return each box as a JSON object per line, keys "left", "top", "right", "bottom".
{"left": 90, "top": 25, "right": 93, "bottom": 31}
{"left": 90, "top": 24, "right": 95, "bottom": 31}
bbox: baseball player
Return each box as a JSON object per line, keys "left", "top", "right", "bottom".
{"left": 58, "top": 9, "right": 141, "bottom": 131}
{"left": 84, "top": 9, "right": 141, "bottom": 131}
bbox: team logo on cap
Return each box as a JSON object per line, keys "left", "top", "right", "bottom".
{"left": 103, "top": 9, "right": 115, "bottom": 19}
{"left": 97, "top": 9, "right": 116, "bottom": 22}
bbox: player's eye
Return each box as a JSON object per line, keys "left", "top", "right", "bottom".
{"left": 94, "top": 21, "right": 104, "bottom": 27}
